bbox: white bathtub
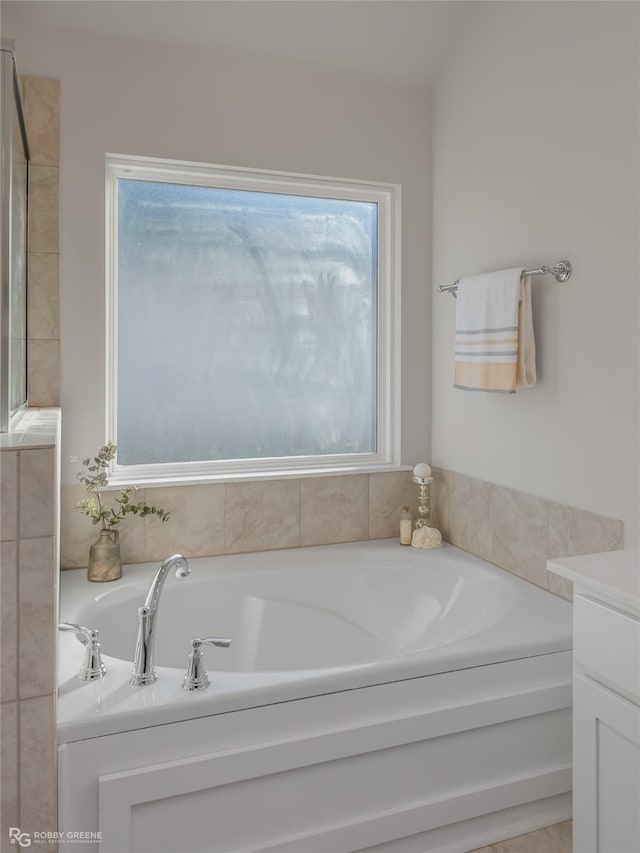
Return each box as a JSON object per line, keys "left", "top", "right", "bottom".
{"left": 58, "top": 540, "right": 573, "bottom": 853}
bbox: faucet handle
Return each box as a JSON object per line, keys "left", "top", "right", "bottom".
{"left": 196, "top": 636, "right": 232, "bottom": 649}
{"left": 181, "top": 636, "right": 232, "bottom": 691}
{"left": 58, "top": 622, "right": 107, "bottom": 681}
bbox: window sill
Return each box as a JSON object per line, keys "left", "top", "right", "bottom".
{"left": 103, "top": 463, "right": 413, "bottom": 491}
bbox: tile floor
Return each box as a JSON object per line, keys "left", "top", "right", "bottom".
{"left": 470, "top": 820, "right": 572, "bottom": 852}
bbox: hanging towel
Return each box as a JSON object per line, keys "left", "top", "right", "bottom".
{"left": 454, "top": 267, "right": 536, "bottom": 393}
{"left": 516, "top": 275, "right": 536, "bottom": 388}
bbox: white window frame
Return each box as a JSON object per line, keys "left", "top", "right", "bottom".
{"left": 105, "top": 153, "right": 402, "bottom": 486}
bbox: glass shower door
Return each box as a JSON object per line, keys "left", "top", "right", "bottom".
{"left": 0, "top": 39, "right": 29, "bottom": 431}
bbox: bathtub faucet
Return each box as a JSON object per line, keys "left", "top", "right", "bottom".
{"left": 130, "top": 553, "right": 190, "bottom": 686}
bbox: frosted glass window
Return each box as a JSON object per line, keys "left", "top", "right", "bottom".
{"left": 116, "top": 178, "right": 378, "bottom": 466}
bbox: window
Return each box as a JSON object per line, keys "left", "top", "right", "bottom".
{"left": 106, "top": 155, "right": 400, "bottom": 483}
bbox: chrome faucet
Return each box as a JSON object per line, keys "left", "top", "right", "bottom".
{"left": 58, "top": 622, "right": 107, "bottom": 681}
{"left": 182, "top": 636, "right": 232, "bottom": 691}
{"left": 130, "top": 553, "right": 190, "bottom": 686}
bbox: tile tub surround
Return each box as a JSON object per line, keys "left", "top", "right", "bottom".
{"left": 0, "top": 409, "right": 60, "bottom": 848}
{"left": 61, "top": 470, "right": 419, "bottom": 569}
{"left": 62, "top": 465, "right": 624, "bottom": 600}
{"left": 23, "top": 76, "right": 61, "bottom": 407}
{"left": 431, "top": 468, "right": 624, "bottom": 601}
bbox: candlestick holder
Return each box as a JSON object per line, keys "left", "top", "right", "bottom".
{"left": 412, "top": 473, "right": 434, "bottom": 529}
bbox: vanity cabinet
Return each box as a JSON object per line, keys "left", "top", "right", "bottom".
{"left": 548, "top": 551, "right": 640, "bottom": 853}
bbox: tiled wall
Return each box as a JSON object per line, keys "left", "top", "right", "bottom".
{"left": 0, "top": 78, "right": 60, "bottom": 852}
{"left": 1, "top": 409, "right": 60, "bottom": 851}
{"left": 24, "top": 76, "right": 60, "bottom": 406}
{"left": 62, "top": 467, "right": 625, "bottom": 602}
{"left": 431, "top": 467, "right": 624, "bottom": 601}
{"left": 61, "top": 471, "right": 419, "bottom": 568}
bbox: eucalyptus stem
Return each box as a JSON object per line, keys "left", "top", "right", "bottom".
{"left": 95, "top": 491, "right": 107, "bottom": 531}
{"left": 73, "top": 442, "right": 170, "bottom": 530}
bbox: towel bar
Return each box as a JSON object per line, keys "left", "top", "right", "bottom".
{"left": 438, "top": 260, "right": 572, "bottom": 297}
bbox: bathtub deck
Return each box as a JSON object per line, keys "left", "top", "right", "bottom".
{"left": 58, "top": 649, "right": 572, "bottom": 853}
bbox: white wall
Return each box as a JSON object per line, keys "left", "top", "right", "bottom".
{"left": 432, "top": 1, "right": 639, "bottom": 542}
{"left": 8, "top": 2, "right": 638, "bottom": 541}
{"left": 2, "top": 14, "right": 432, "bottom": 483}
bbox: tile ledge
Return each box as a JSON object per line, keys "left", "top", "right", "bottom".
{"left": 0, "top": 408, "right": 60, "bottom": 449}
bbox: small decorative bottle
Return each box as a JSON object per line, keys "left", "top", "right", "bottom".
{"left": 399, "top": 506, "right": 413, "bottom": 545}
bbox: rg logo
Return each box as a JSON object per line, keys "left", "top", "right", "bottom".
{"left": 8, "top": 828, "right": 31, "bottom": 847}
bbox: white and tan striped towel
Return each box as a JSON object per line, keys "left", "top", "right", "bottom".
{"left": 454, "top": 267, "right": 536, "bottom": 393}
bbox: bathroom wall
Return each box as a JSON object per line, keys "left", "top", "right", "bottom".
{"left": 1, "top": 12, "right": 432, "bottom": 495}
{"left": 0, "top": 409, "right": 60, "bottom": 851}
{"left": 431, "top": 1, "right": 640, "bottom": 544}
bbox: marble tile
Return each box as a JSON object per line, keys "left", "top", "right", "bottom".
{"left": 28, "top": 252, "right": 59, "bottom": 340}
{"left": 547, "top": 571, "right": 573, "bottom": 601}
{"left": 0, "top": 450, "right": 18, "bottom": 541}
{"left": 431, "top": 467, "right": 621, "bottom": 598}
{"left": 60, "top": 483, "right": 146, "bottom": 569}
{"left": 468, "top": 819, "right": 572, "bottom": 852}
{"left": 19, "top": 447, "right": 55, "bottom": 539}
{"left": 491, "top": 486, "right": 548, "bottom": 588}
{"left": 28, "top": 166, "right": 59, "bottom": 254}
{"left": 27, "top": 339, "right": 60, "bottom": 407}
{"left": 369, "top": 471, "right": 417, "bottom": 540}
{"left": 1, "top": 702, "right": 19, "bottom": 840}
{"left": 23, "top": 76, "right": 60, "bottom": 167}
{"left": 300, "top": 474, "right": 369, "bottom": 546}
{"left": 19, "top": 537, "right": 55, "bottom": 698}
{"left": 60, "top": 483, "right": 94, "bottom": 569}
{"left": 144, "top": 484, "right": 225, "bottom": 562}
{"left": 446, "top": 471, "right": 493, "bottom": 562}
{"left": 20, "top": 694, "right": 57, "bottom": 843}
{"left": 1, "top": 542, "right": 18, "bottom": 703}
{"left": 226, "top": 480, "right": 300, "bottom": 553}
{"left": 548, "top": 502, "right": 624, "bottom": 560}
{"left": 430, "top": 467, "right": 450, "bottom": 537}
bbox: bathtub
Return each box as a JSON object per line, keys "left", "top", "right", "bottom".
{"left": 58, "top": 540, "right": 573, "bottom": 853}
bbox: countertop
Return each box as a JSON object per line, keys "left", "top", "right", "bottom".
{"left": 547, "top": 549, "right": 640, "bottom": 617}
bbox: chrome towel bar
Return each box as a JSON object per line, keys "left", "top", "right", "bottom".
{"left": 438, "top": 260, "right": 572, "bottom": 296}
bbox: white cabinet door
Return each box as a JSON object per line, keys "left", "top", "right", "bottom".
{"left": 573, "top": 674, "right": 640, "bottom": 853}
